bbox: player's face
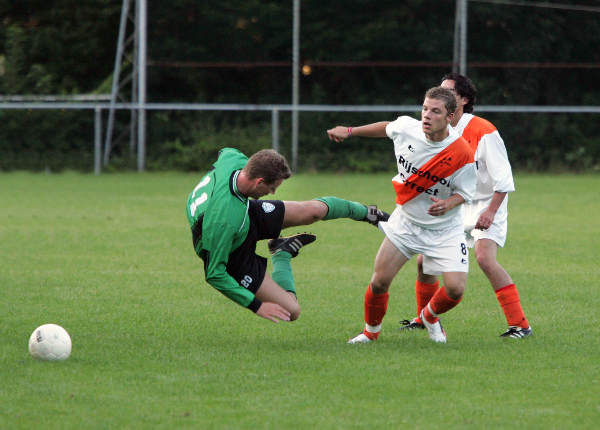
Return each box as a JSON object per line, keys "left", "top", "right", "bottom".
{"left": 251, "top": 178, "right": 283, "bottom": 198}
{"left": 421, "top": 97, "right": 452, "bottom": 140}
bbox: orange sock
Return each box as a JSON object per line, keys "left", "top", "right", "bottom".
{"left": 422, "top": 286, "right": 462, "bottom": 324}
{"left": 495, "top": 284, "right": 529, "bottom": 328}
{"left": 415, "top": 280, "right": 439, "bottom": 324}
{"left": 363, "top": 284, "right": 389, "bottom": 340}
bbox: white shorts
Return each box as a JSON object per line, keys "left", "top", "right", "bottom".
{"left": 379, "top": 208, "right": 469, "bottom": 276}
{"left": 463, "top": 198, "right": 508, "bottom": 248}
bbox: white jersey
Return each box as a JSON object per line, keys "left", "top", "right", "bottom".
{"left": 453, "top": 113, "right": 515, "bottom": 202}
{"left": 385, "top": 116, "right": 476, "bottom": 229}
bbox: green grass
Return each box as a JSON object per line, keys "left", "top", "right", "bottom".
{"left": 1, "top": 172, "right": 599, "bottom": 429}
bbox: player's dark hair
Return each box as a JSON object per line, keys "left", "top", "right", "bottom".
{"left": 441, "top": 73, "right": 477, "bottom": 113}
{"left": 424, "top": 87, "right": 457, "bottom": 116}
{"left": 244, "top": 149, "right": 292, "bottom": 184}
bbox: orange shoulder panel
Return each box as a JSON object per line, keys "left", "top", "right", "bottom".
{"left": 461, "top": 116, "right": 497, "bottom": 151}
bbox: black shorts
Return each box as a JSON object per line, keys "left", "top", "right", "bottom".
{"left": 225, "top": 200, "right": 285, "bottom": 294}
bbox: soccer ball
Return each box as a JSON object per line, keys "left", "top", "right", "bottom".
{"left": 28, "top": 324, "right": 72, "bottom": 361}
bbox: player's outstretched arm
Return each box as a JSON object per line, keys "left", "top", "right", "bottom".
{"left": 327, "top": 126, "right": 353, "bottom": 142}
{"left": 256, "top": 302, "right": 292, "bottom": 323}
{"left": 327, "top": 121, "right": 390, "bottom": 142}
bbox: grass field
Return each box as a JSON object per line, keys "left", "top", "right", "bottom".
{"left": 1, "top": 171, "right": 599, "bottom": 429}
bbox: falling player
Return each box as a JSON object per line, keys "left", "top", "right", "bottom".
{"left": 186, "top": 147, "right": 389, "bottom": 324}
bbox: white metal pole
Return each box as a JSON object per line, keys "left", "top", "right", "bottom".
{"left": 137, "top": 0, "right": 147, "bottom": 172}
{"left": 131, "top": 0, "right": 139, "bottom": 156}
{"left": 104, "top": 0, "right": 130, "bottom": 166}
{"left": 291, "top": 0, "right": 300, "bottom": 171}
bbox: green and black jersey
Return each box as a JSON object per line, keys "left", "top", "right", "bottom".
{"left": 186, "top": 148, "right": 258, "bottom": 310}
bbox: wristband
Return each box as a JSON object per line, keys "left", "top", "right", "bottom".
{"left": 247, "top": 297, "right": 262, "bottom": 313}
{"left": 347, "top": 127, "right": 353, "bottom": 137}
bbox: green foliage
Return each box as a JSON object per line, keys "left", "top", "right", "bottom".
{"left": 486, "top": 112, "right": 600, "bottom": 172}
{"left": 0, "top": 109, "right": 94, "bottom": 171}
{"left": 145, "top": 111, "right": 273, "bottom": 172}
{"left": 1, "top": 172, "right": 599, "bottom": 429}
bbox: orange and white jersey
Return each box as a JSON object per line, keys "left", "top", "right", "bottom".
{"left": 453, "top": 113, "right": 515, "bottom": 201}
{"left": 385, "top": 116, "right": 476, "bottom": 229}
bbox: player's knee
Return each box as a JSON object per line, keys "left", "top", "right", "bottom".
{"left": 295, "top": 201, "right": 325, "bottom": 225}
{"left": 445, "top": 283, "right": 465, "bottom": 300}
{"left": 307, "top": 211, "right": 322, "bottom": 224}
{"left": 370, "top": 278, "right": 391, "bottom": 294}
{"left": 289, "top": 304, "right": 301, "bottom": 321}
{"left": 307, "top": 200, "right": 327, "bottom": 223}
{"left": 283, "top": 294, "right": 301, "bottom": 321}
{"left": 475, "top": 252, "right": 495, "bottom": 274}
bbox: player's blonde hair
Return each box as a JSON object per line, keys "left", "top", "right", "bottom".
{"left": 425, "top": 87, "right": 457, "bottom": 116}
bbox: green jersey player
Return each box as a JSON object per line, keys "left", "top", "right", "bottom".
{"left": 186, "top": 147, "right": 389, "bottom": 323}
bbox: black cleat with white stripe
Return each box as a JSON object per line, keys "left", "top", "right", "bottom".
{"left": 268, "top": 233, "right": 316, "bottom": 258}
{"left": 364, "top": 205, "right": 390, "bottom": 226}
{"left": 500, "top": 326, "right": 533, "bottom": 339}
{"left": 399, "top": 318, "right": 425, "bottom": 331}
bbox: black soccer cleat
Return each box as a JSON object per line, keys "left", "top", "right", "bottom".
{"left": 399, "top": 318, "right": 425, "bottom": 331}
{"left": 500, "top": 326, "right": 533, "bottom": 339}
{"left": 364, "top": 205, "right": 390, "bottom": 226}
{"left": 268, "top": 233, "right": 317, "bottom": 258}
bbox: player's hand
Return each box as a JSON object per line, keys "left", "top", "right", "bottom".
{"left": 475, "top": 209, "right": 495, "bottom": 230}
{"left": 327, "top": 126, "right": 350, "bottom": 143}
{"left": 427, "top": 196, "right": 451, "bottom": 216}
{"left": 256, "top": 302, "right": 291, "bottom": 323}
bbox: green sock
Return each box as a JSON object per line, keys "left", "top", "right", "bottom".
{"left": 271, "top": 251, "right": 296, "bottom": 295}
{"left": 314, "top": 196, "right": 368, "bottom": 221}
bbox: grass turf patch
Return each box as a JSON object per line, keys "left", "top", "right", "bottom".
{"left": 1, "top": 172, "right": 599, "bottom": 429}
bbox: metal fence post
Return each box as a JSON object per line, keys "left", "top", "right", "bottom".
{"left": 137, "top": 0, "right": 147, "bottom": 172}
{"left": 94, "top": 106, "right": 102, "bottom": 175}
{"left": 271, "top": 108, "right": 279, "bottom": 152}
{"left": 291, "top": 0, "right": 300, "bottom": 171}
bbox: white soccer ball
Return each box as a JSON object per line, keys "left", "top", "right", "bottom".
{"left": 28, "top": 324, "right": 72, "bottom": 361}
